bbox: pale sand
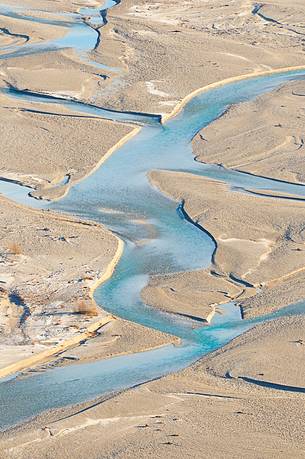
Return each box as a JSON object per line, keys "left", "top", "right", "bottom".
{"left": 193, "top": 79, "right": 305, "bottom": 184}
{"left": 1, "top": 0, "right": 105, "bottom": 14}
{"left": 142, "top": 270, "right": 242, "bottom": 322}
{"left": 0, "top": 194, "right": 172, "bottom": 373}
{"left": 0, "top": 7, "right": 68, "bottom": 42}
{"left": 0, "top": 192, "right": 116, "bottom": 366}
{"left": 0, "top": 94, "right": 134, "bottom": 200}
{"left": 95, "top": 0, "right": 305, "bottom": 112}
{"left": 2, "top": 0, "right": 305, "bottom": 115}
{"left": 0, "top": 315, "right": 114, "bottom": 379}
{"left": 148, "top": 170, "right": 305, "bottom": 318}
{"left": 0, "top": 50, "right": 105, "bottom": 99}
{"left": 2, "top": 316, "right": 305, "bottom": 459}
{"left": 1, "top": 0, "right": 305, "bottom": 456}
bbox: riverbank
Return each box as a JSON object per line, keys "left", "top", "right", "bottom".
{"left": 2, "top": 314, "right": 305, "bottom": 459}
{"left": 0, "top": 315, "right": 114, "bottom": 379}
{"left": 0, "top": 193, "right": 173, "bottom": 375}
{"left": 0, "top": 91, "right": 134, "bottom": 200}
{"left": 0, "top": 191, "right": 117, "bottom": 368}
{"left": 1, "top": 0, "right": 305, "bottom": 457}
{"left": 193, "top": 79, "right": 305, "bottom": 184}
{"left": 148, "top": 170, "right": 305, "bottom": 319}
{"left": 1, "top": 0, "right": 305, "bottom": 197}
{"left": 96, "top": 0, "right": 305, "bottom": 113}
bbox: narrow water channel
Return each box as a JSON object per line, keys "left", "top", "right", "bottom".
{"left": 0, "top": 1, "right": 305, "bottom": 431}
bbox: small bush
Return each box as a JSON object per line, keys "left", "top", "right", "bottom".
{"left": 7, "top": 242, "right": 22, "bottom": 255}
{"left": 75, "top": 300, "right": 98, "bottom": 317}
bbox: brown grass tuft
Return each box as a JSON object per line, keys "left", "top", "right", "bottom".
{"left": 7, "top": 242, "right": 22, "bottom": 255}
{"left": 75, "top": 300, "right": 98, "bottom": 317}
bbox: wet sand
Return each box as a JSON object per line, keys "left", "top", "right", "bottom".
{"left": 0, "top": 193, "right": 118, "bottom": 368}
{"left": 193, "top": 79, "right": 305, "bottom": 184}
{"left": 2, "top": 315, "right": 305, "bottom": 459}
{"left": 149, "top": 170, "right": 305, "bottom": 319}
{"left": 0, "top": 0, "right": 170, "bottom": 385}
{"left": 1, "top": 0, "right": 305, "bottom": 457}
{"left": 0, "top": 95, "right": 134, "bottom": 200}
{"left": 97, "top": 0, "right": 305, "bottom": 112}
{"left": 0, "top": 193, "right": 172, "bottom": 374}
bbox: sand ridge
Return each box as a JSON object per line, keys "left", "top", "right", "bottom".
{"left": 1, "top": 0, "right": 305, "bottom": 457}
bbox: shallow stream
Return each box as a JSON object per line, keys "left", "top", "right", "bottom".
{"left": 0, "top": 1, "right": 305, "bottom": 430}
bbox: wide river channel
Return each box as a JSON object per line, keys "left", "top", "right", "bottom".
{"left": 1, "top": 0, "right": 305, "bottom": 430}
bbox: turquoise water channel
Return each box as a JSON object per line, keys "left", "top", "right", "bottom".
{"left": 0, "top": 1, "right": 305, "bottom": 431}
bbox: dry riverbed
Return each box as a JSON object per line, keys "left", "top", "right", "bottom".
{"left": 1, "top": 0, "right": 305, "bottom": 457}
{"left": 0, "top": 194, "right": 172, "bottom": 373}
{"left": 193, "top": 79, "right": 305, "bottom": 184}
{"left": 148, "top": 170, "right": 305, "bottom": 319}
{"left": 0, "top": 93, "right": 133, "bottom": 200}
{"left": 0, "top": 192, "right": 118, "bottom": 367}
{"left": 1, "top": 315, "right": 305, "bottom": 459}
{"left": 97, "top": 0, "right": 305, "bottom": 112}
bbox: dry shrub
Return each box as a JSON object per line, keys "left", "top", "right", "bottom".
{"left": 83, "top": 275, "right": 94, "bottom": 281}
{"left": 7, "top": 242, "right": 22, "bottom": 255}
{"left": 75, "top": 300, "right": 98, "bottom": 317}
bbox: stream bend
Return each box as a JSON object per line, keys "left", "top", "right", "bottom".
{"left": 0, "top": 1, "right": 305, "bottom": 431}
